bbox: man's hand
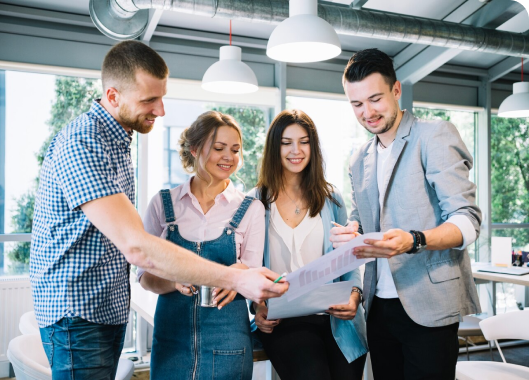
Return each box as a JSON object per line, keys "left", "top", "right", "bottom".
{"left": 354, "top": 228, "right": 414, "bottom": 259}
{"left": 255, "top": 303, "right": 281, "bottom": 334}
{"left": 330, "top": 221, "right": 361, "bottom": 248}
{"left": 326, "top": 289, "right": 361, "bottom": 320}
{"left": 235, "top": 267, "right": 289, "bottom": 304}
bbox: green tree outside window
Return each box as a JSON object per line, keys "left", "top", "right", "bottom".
{"left": 8, "top": 77, "right": 101, "bottom": 270}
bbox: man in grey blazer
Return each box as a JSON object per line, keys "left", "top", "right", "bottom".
{"left": 330, "top": 49, "right": 482, "bottom": 379}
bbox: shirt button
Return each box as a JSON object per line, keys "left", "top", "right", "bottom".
{"left": 226, "top": 230, "right": 232, "bottom": 235}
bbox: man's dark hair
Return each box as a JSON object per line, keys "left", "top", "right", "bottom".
{"left": 342, "top": 48, "right": 397, "bottom": 89}
{"left": 102, "top": 40, "right": 169, "bottom": 91}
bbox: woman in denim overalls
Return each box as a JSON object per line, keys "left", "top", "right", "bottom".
{"left": 138, "top": 111, "right": 265, "bottom": 380}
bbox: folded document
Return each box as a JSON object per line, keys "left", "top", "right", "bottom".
{"left": 267, "top": 281, "right": 355, "bottom": 319}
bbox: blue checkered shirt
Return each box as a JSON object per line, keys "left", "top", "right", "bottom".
{"left": 30, "top": 101, "right": 135, "bottom": 328}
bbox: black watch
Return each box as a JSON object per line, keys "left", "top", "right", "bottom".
{"left": 407, "top": 230, "right": 427, "bottom": 254}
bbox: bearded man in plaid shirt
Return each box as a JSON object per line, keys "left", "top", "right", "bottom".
{"left": 30, "top": 41, "right": 287, "bottom": 379}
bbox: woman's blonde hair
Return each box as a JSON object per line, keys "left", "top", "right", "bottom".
{"left": 179, "top": 110, "right": 243, "bottom": 185}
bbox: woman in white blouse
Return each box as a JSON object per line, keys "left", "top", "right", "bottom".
{"left": 250, "top": 109, "right": 368, "bottom": 380}
{"left": 138, "top": 111, "right": 265, "bottom": 380}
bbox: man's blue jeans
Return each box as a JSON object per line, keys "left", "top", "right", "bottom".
{"left": 39, "top": 317, "right": 127, "bottom": 380}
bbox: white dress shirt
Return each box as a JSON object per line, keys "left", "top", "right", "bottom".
{"left": 268, "top": 203, "right": 324, "bottom": 275}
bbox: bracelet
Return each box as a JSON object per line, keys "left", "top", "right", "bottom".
{"left": 351, "top": 287, "right": 363, "bottom": 302}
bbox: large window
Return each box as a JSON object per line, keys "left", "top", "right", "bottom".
{"left": 286, "top": 95, "right": 370, "bottom": 212}
{"left": 0, "top": 69, "right": 141, "bottom": 277}
{"left": 489, "top": 115, "right": 529, "bottom": 315}
{"left": 490, "top": 115, "right": 529, "bottom": 244}
{"left": 146, "top": 98, "right": 271, "bottom": 201}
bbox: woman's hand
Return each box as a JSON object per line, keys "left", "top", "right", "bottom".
{"left": 175, "top": 283, "right": 194, "bottom": 296}
{"left": 255, "top": 302, "right": 281, "bottom": 334}
{"left": 325, "top": 289, "right": 361, "bottom": 320}
{"left": 212, "top": 287, "right": 238, "bottom": 309}
{"left": 213, "top": 262, "right": 248, "bottom": 310}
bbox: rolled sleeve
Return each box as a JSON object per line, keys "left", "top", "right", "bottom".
{"left": 446, "top": 215, "right": 477, "bottom": 250}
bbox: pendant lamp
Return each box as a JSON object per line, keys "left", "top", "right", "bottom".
{"left": 498, "top": 58, "right": 529, "bottom": 118}
{"left": 267, "top": 0, "right": 341, "bottom": 63}
{"left": 202, "top": 21, "right": 258, "bottom": 94}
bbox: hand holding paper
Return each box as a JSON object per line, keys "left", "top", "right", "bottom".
{"left": 284, "top": 232, "right": 382, "bottom": 301}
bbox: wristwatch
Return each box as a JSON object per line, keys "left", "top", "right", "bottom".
{"left": 407, "top": 230, "right": 427, "bottom": 254}
{"left": 351, "top": 287, "right": 363, "bottom": 302}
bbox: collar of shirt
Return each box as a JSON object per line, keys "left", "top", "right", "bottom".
{"left": 89, "top": 100, "right": 133, "bottom": 147}
{"left": 178, "top": 176, "right": 237, "bottom": 204}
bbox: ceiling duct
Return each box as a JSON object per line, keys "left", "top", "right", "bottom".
{"left": 89, "top": 0, "right": 529, "bottom": 58}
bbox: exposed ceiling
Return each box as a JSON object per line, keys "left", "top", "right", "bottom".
{"left": 0, "top": 0, "right": 528, "bottom": 79}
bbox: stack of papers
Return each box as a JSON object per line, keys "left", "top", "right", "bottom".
{"left": 267, "top": 232, "right": 382, "bottom": 319}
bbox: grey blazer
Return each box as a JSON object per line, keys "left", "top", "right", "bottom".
{"left": 349, "top": 111, "right": 482, "bottom": 327}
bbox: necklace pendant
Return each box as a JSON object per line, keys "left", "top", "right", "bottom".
{"left": 295, "top": 207, "right": 300, "bottom": 215}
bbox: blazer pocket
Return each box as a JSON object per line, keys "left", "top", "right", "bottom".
{"left": 427, "top": 261, "right": 461, "bottom": 283}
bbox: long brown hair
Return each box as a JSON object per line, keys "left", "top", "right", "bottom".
{"left": 257, "top": 109, "right": 339, "bottom": 217}
{"left": 179, "top": 111, "right": 243, "bottom": 186}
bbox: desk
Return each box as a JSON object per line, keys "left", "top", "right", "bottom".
{"left": 471, "top": 263, "right": 529, "bottom": 315}
{"left": 472, "top": 263, "right": 529, "bottom": 287}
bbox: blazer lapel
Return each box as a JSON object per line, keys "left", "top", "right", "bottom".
{"left": 363, "top": 140, "right": 380, "bottom": 232}
{"left": 379, "top": 111, "right": 413, "bottom": 207}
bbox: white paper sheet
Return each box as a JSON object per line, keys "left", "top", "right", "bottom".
{"left": 491, "top": 236, "right": 512, "bottom": 267}
{"left": 285, "top": 232, "right": 382, "bottom": 301}
{"left": 267, "top": 281, "right": 355, "bottom": 319}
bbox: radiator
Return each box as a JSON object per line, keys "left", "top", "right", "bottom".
{"left": 0, "top": 277, "right": 33, "bottom": 367}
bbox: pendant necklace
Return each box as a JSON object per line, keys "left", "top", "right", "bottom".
{"left": 285, "top": 191, "right": 301, "bottom": 215}
{"left": 378, "top": 137, "right": 395, "bottom": 149}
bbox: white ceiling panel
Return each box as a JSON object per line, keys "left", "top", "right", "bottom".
{"left": 364, "top": 0, "right": 466, "bottom": 20}
{"left": 448, "top": 50, "right": 507, "bottom": 70}
{"left": 1, "top": 0, "right": 89, "bottom": 15}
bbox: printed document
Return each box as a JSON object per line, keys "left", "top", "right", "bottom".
{"left": 267, "top": 281, "right": 355, "bottom": 319}
{"left": 285, "top": 232, "right": 383, "bottom": 301}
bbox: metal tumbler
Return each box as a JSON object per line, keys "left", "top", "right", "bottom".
{"left": 199, "top": 286, "right": 216, "bottom": 307}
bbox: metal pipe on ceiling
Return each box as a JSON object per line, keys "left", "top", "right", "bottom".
{"left": 89, "top": 0, "right": 529, "bottom": 58}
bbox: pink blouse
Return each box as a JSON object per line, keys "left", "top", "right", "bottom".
{"left": 137, "top": 178, "right": 265, "bottom": 280}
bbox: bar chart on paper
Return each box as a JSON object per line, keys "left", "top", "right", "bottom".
{"left": 285, "top": 232, "right": 382, "bottom": 301}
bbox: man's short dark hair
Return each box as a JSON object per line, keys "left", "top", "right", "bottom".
{"left": 102, "top": 40, "right": 169, "bottom": 91}
{"left": 343, "top": 48, "right": 397, "bottom": 89}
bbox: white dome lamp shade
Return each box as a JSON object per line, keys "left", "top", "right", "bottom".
{"left": 267, "top": 0, "right": 341, "bottom": 63}
{"left": 202, "top": 45, "right": 258, "bottom": 94}
{"left": 498, "top": 59, "right": 529, "bottom": 118}
{"left": 498, "top": 82, "right": 529, "bottom": 118}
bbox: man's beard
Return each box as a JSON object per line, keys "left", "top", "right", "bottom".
{"left": 362, "top": 107, "right": 398, "bottom": 136}
{"left": 119, "top": 104, "right": 156, "bottom": 134}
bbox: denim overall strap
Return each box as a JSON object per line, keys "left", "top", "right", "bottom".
{"left": 228, "top": 196, "right": 255, "bottom": 229}
{"left": 159, "top": 189, "right": 176, "bottom": 223}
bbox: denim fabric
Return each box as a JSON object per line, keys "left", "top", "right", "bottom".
{"left": 39, "top": 317, "right": 127, "bottom": 380}
{"left": 150, "top": 191, "right": 254, "bottom": 380}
